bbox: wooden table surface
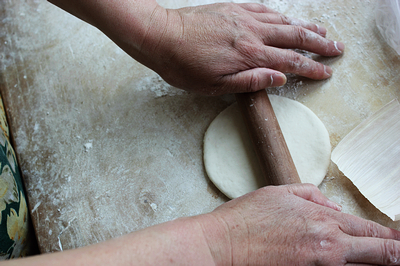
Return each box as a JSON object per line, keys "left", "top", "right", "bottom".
{"left": 1, "top": 0, "right": 400, "bottom": 253}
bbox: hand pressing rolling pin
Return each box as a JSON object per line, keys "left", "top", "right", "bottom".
{"left": 4, "top": 0, "right": 400, "bottom": 265}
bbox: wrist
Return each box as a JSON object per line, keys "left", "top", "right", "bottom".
{"left": 194, "top": 210, "right": 250, "bottom": 266}
{"left": 92, "top": 0, "right": 165, "bottom": 51}
{"left": 97, "top": 2, "right": 180, "bottom": 75}
{"left": 194, "top": 213, "right": 232, "bottom": 266}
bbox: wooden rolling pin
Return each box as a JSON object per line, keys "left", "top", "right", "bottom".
{"left": 235, "top": 90, "right": 301, "bottom": 185}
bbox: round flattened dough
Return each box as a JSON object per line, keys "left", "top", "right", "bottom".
{"left": 204, "top": 94, "right": 331, "bottom": 199}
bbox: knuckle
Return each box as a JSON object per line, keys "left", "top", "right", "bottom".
{"left": 246, "top": 72, "right": 262, "bottom": 92}
{"left": 236, "top": 40, "right": 264, "bottom": 62}
{"left": 233, "top": 37, "right": 250, "bottom": 50}
{"left": 365, "top": 222, "right": 381, "bottom": 237}
{"left": 285, "top": 51, "right": 304, "bottom": 71}
{"left": 224, "top": 70, "right": 261, "bottom": 94}
{"left": 303, "top": 183, "right": 319, "bottom": 191}
{"left": 241, "top": 3, "right": 265, "bottom": 12}
{"left": 293, "top": 26, "right": 309, "bottom": 46}
{"left": 381, "top": 239, "right": 400, "bottom": 265}
{"left": 279, "top": 14, "right": 292, "bottom": 25}
{"left": 255, "top": 3, "right": 270, "bottom": 13}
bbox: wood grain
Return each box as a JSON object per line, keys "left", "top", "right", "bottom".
{"left": 236, "top": 91, "right": 301, "bottom": 185}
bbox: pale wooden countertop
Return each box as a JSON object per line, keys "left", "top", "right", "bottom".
{"left": 1, "top": 0, "right": 399, "bottom": 252}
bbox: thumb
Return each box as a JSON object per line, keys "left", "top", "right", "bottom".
{"left": 221, "top": 68, "right": 287, "bottom": 93}
{"left": 285, "top": 183, "right": 342, "bottom": 212}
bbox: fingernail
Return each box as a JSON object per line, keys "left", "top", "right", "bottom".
{"left": 334, "top": 41, "right": 345, "bottom": 53}
{"left": 328, "top": 200, "right": 342, "bottom": 212}
{"left": 316, "top": 24, "right": 327, "bottom": 36}
{"left": 324, "top": 65, "right": 333, "bottom": 78}
{"left": 333, "top": 203, "right": 342, "bottom": 212}
{"left": 271, "top": 73, "right": 287, "bottom": 87}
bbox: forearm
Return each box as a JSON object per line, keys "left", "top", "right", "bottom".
{"left": 2, "top": 216, "right": 220, "bottom": 266}
{"left": 47, "top": 0, "right": 169, "bottom": 66}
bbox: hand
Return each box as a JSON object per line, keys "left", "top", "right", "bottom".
{"left": 198, "top": 184, "right": 400, "bottom": 265}
{"left": 133, "top": 3, "right": 344, "bottom": 95}
{"left": 50, "top": 0, "right": 344, "bottom": 95}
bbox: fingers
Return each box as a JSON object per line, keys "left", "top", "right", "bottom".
{"left": 338, "top": 212, "right": 400, "bottom": 264}
{"left": 220, "top": 44, "right": 335, "bottom": 93}
{"left": 262, "top": 25, "right": 344, "bottom": 56}
{"left": 236, "top": 3, "right": 343, "bottom": 56}
{"left": 238, "top": 3, "right": 279, "bottom": 14}
{"left": 237, "top": 3, "right": 327, "bottom": 36}
{"left": 230, "top": 3, "right": 344, "bottom": 84}
{"left": 338, "top": 212, "right": 400, "bottom": 240}
{"left": 285, "top": 183, "right": 342, "bottom": 211}
{"left": 251, "top": 13, "right": 327, "bottom": 37}
{"left": 223, "top": 37, "right": 337, "bottom": 90}
{"left": 345, "top": 236, "right": 400, "bottom": 265}
{"left": 260, "top": 47, "right": 333, "bottom": 80}
{"left": 219, "top": 68, "right": 286, "bottom": 94}
{"left": 285, "top": 183, "right": 400, "bottom": 265}
{"left": 254, "top": 29, "right": 342, "bottom": 80}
